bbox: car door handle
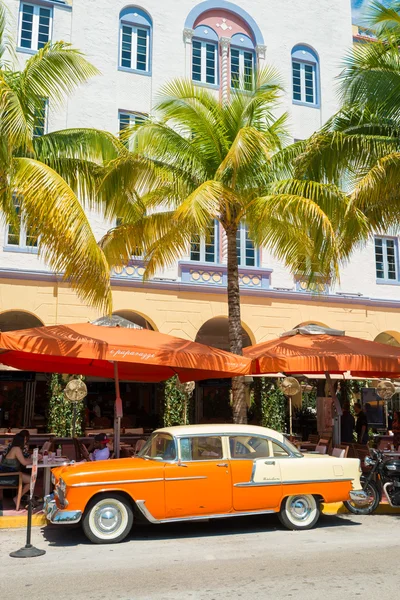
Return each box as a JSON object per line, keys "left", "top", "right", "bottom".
{"left": 217, "top": 463, "right": 228, "bottom": 468}
{"left": 265, "top": 461, "right": 276, "bottom": 466}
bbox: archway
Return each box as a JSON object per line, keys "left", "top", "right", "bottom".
{"left": 294, "top": 321, "right": 329, "bottom": 329}
{"left": 374, "top": 331, "right": 400, "bottom": 347}
{"left": 0, "top": 310, "right": 44, "bottom": 332}
{"left": 112, "top": 310, "right": 156, "bottom": 331}
{"left": 195, "top": 317, "right": 253, "bottom": 351}
{"left": 194, "top": 317, "right": 253, "bottom": 423}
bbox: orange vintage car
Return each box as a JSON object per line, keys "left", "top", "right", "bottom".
{"left": 44, "top": 424, "right": 367, "bottom": 544}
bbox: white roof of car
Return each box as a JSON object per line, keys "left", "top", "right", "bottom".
{"left": 155, "top": 424, "right": 286, "bottom": 443}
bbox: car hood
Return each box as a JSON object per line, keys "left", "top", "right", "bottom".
{"left": 51, "top": 457, "right": 163, "bottom": 486}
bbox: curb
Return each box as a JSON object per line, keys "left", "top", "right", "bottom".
{"left": 0, "top": 513, "right": 47, "bottom": 529}
{"left": 322, "top": 502, "right": 400, "bottom": 515}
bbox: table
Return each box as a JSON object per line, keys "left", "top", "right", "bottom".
{"left": 27, "top": 459, "right": 72, "bottom": 496}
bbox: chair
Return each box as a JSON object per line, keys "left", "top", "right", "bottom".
{"left": 332, "top": 447, "right": 345, "bottom": 458}
{"left": 332, "top": 444, "right": 349, "bottom": 458}
{"left": 0, "top": 471, "right": 23, "bottom": 511}
{"left": 315, "top": 444, "right": 327, "bottom": 454}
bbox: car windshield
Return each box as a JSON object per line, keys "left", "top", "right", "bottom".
{"left": 138, "top": 433, "right": 176, "bottom": 461}
{"left": 282, "top": 438, "right": 303, "bottom": 458}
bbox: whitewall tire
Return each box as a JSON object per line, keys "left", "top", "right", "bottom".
{"left": 278, "top": 494, "right": 320, "bottom": 530}
{"left": 82, "top": 494, "right": 133, "bottom": 544}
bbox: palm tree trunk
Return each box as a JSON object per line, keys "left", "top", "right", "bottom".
{"left": 226, "top": 227, "right": 247, "bottom": 424}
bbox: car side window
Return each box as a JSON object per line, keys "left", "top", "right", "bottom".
{"left": 179, "top": 436, "right": 223, "bottom": 461}
{"left": 271, "top": 441, "right": 290, "bottom": 457}
{"left": 229, "top": 436, "right": 270, "bottom": 459}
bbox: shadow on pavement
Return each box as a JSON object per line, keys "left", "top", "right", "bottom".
{"left": 40, "top": 511, "right": 360, "bottom": 547}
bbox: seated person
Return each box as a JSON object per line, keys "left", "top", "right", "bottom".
{"left": 0, "top": 434, "right": 40, "bottom": 509}
{"left": 2, "top": 429, "right": 31, "bottom": 460}
{"left": 84, "top": 433, "right": 111, "bottom": 461}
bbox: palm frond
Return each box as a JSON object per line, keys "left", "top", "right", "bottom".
{"left": 13, "top": 157, "right": 112, "bottom": 312}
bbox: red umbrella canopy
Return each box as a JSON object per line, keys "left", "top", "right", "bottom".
{"left": 243, "top": 326, "right": 400, "bottom": 378}
{"left": 0, "top": 322, "right": 251, "bottom": 382}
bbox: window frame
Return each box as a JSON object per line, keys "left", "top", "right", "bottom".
{"left": 375, "top": 236, "right": 399, "bottom": 284}
{"left": 230, "top": 46, "right": 255, "bottom": 91}
{"left": 4, "top": 197, "right": 39, "bottom": 254}
{"left": 178, "top": 435, "right": 225, "bottom": 462}
{"left": 190, "top": 220, "right": 219, "bottom": 264}
{"left": 18, "top": 2, "right": 53, "bottom": 53}
{"left": 236, "top": 222, "right": 258, "bottom": 267}
{"left": 119, "top": 21, "right": 151, "bottom": 75}
{"left": 191, "top": 37, "right": 219, "bottom": 88}
{"left": 291, "top": 45, "right": 319, "bottom": 108}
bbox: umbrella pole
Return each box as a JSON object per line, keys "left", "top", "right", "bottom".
{"left": 325, "top": 372, "right": 342, "bottom": 446}
{"left": 113, "top": 362, "right": 122, "bottom": 459}
{"left": 289, "top": 397, "right": 293, "bottom": 437}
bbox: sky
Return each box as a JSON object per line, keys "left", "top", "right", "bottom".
{"left": 351, "top": 0, "right": 389, "bottom": 24}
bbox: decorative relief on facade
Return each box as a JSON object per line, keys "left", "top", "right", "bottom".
{"left": 180, "top": 262, "right": 271, "bottom": 290}
{"left": 296, "top": 280, "right": 329, "bottom": 294}
{"left": 189, "top": 268, "right": 224, "bottom": 285}
{"left": 216, "top": 18, "right": 232, "bottom": 32}
{"left": 183, "top": 28, "right": 194, "bottom": 43}
{"left": 111, "top": 261, "right": 146, "bottom": 279}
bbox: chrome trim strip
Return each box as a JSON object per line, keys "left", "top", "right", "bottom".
{"left": 135, "top": 500, "right": 275, "bottom": 524}
{"left": 165, "top": 476, "right": 207, "bottom": 481}
{"left": 70, "top": 478, "right": 163, "bottom": 488}
{"left": 235, "top": 478, "right": 353, "bottom": 488}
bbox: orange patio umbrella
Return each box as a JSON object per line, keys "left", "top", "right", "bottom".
{"left": 0, "top": 322, "right": 250, "bottom": 382}
{"left": 244, "top": 326, "right": 400, "bottom": 378}
{"left": 0, "top": 322, "right": 251, "bottom": 456}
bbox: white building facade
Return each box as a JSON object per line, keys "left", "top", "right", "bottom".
{"left": 1, "top": 0, "right": 400, "bottom": 351}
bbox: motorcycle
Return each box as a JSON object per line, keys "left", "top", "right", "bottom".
{"left": 344, "top": 448, "right": 400, "bottom": 515}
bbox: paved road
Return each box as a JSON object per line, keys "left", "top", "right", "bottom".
{"left": 1, "top": 513, "right": 398, "bottom": 600}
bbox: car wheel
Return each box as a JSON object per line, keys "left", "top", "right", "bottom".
{"left": 278, "top": 494, "right": 320, "bottom": 530}
{"left": 82, "top": 494, "right": 133, "bottom": 544}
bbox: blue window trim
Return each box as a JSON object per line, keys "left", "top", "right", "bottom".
{"left": 192, "top": 36, "right": 220, "bottom": 88}
{"left": 291, "top": 44, "right": 320, "bottom": 109}
{"left": 375, "top": 236, "right": 400, "bottom": 285}
{"left": 3, "top": 245, "right": 39, "bottom": 254}
{"left": 18, "top": 1, "right": 54, "bottom": 53}
{"left": 185, "top": 0, "right": 264, "bottom": 46}
{"left": 236, "top": 223, "right": 259, "bottom": 267}
{"left": 189, "top": 221, "right": 219, "bottom": 264}
{"left": 16, "top": 46, "right": 37, "bottom": 55}
{"left": 118, "top": 7, "right": 152, "bottom": 75}
{"left": 230, "top": 45, "right": 256, "bottom": 92}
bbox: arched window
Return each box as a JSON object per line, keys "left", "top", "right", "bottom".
{"left": 230, "top": 33, "right": 255, "bottom": 91}
{"left": 291, "top": 45, "right": 319, "bottom": 106}
{"left": 119, "top": 7, "right": 152, "bottom": 73}
{"left": 192, "top": 25, "right": 219, "bottom": 86}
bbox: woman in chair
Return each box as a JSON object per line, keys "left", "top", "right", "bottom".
{"left": 0, "top": 435, "right": 35, "bottom": 509}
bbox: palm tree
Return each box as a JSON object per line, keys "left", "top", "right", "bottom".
{"left": 294, "top": 1, "right": 400, "bottom": 236}
{"left": 0, "top": 1, "right": 120, "bottom": 312}
{"left": 99, "top": 74, "right": 363, "bottom": 423}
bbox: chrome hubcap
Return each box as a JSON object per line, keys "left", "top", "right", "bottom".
{"left": 289, "top": 497, "right": 312, "bottom": 521}
{"left": 95, "top": 504, "right": 122, "bottom": 534}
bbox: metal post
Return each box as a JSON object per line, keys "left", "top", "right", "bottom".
{"left": 113, "top": 362, "right": 123, "bottom": 459}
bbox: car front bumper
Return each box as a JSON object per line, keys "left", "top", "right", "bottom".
{"left": 44, "top": 494, "right": 82, "bottom": 525}
{"left": 349, "top": 490, "right": 370, "bottom": 506}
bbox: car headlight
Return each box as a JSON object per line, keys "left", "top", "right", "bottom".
{"left": 59, "top": 477, "right": 66, "bottom": 492}
{"left": 364, "top": 456, "right": 375, "bottom": 467}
